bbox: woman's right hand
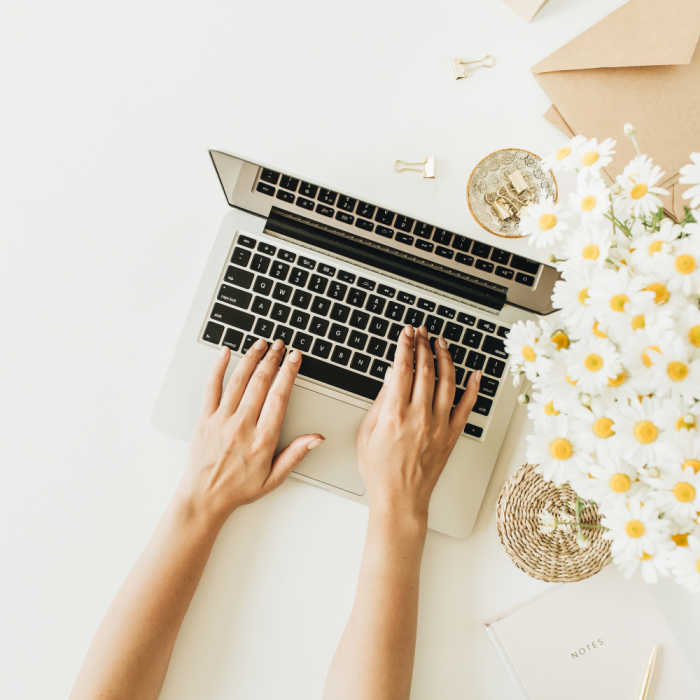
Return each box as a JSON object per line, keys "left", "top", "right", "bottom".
{"left": 356, "top": 324, "right": 481, "bottom": 523}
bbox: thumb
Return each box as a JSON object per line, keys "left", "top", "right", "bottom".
{"left": 265, "top": 434, "right": 325, "bottom": 492}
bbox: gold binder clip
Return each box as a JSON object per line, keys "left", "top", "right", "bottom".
{"left": 453, "top": 54, "right": 495, "bottom": 80}
{"left": 394, "top": 156, "right": 436, "bottom": 179}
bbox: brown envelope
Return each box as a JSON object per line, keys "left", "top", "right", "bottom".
{"left": 503, "top": 0, "right": 549, "bottom": 22}
{"left": 532, "top": 0, "right": 700, "bottom": 219}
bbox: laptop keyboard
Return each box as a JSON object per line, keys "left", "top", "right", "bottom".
{"left": 201, "top": 233, "right": 511, "bottom": 439}
{"left": 256, "top": 168, "right": 540, "bottom": 287}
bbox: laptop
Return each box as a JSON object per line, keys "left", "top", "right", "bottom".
{"left": 153, "top": 150, "right": 558, "bottom": 537}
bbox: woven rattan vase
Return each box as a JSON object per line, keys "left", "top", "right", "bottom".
{"left": 497, "top": 463, "right": 612, "bottom": 583}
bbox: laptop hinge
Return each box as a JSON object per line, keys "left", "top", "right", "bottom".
{"left": 264, "top": 208, "right": 506, "bottom": 313}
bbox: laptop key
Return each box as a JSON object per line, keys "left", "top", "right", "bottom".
{"left": 309, "top": 316, "right": 329, "bottom": 336}
{"left": 356, "top": 218, "right": 374, "bottom": 232}
{"left": 456, "top": 253, "right": 474, "bottom": 266}
{"left": 224, "top": 266, "right": 254, "bottom": 288}
{"left": 386, "top": 342, "right": 397, "bottom": 361}
{"left": 336, "top": 212, "right": 354, "bottom": 225}
{"left": 497, "top": 325, "right": 510, "bottom": 338}
{"left": 358, "top": 277, "right": 376, "bottom": 291}
{"left": 272, "top": 283, "right": 292, "bottom": 302}
{"left": 426, "top": 315, "right": 443, "bottom": 334}
{"left": 435, "top": 246, "right": 454, "bottom": 259}
{"left": 222, "top": 328, "right": 243, "bottom": 350}
{"left": 308, "top": 274, "right": 328, "bottom": 294}
{"left": 316, "top": 204, "right": 334, "bottom": 217}
{"left": 485, "top": 357, "right": 506, "bottom": 378}
{"left": 338, "top": 195, "right": 356, "bottom": 212}
{"left": 329, "top": 323, "right": 349, "bottom": 344}
{"left": 331, "top": 345, "right": 352, "bottom": 366}
{"left": 328, "top": 281, "right": 347, "bottom": 300}
{"left": 347, "top": 288, "right": 367, "bottom": 307}
{"left": 211, "top": 303, "right": 254, "bottom": 332}
{"left": 366, "top": 294, "right": 386, "bottom": 315}
{"left": 433, "top": 228, "right": 452, "bottom": 245}
{"left": 311, "top": 297, "right": 331, "bottom": 316}
{"left": 482, "top": 335, "right": 508, "bottom": 359}
{"left": 260, "top": 169, "right": 279, "bottom": 184}
{"left": 472, "top": 241, "right": 492, "bottom": 258}
{"left": 290, "top": 310, "right": 310, "bottom": 329}
{"left": 273, "top": 325, "right": 294, "bottom": 344}
{"left": 280, "top": 175, "right": 299, "bottom": 191}
{"left": 457, "top": 312, "right": 475, "bottom": 326}
{"left": 350, "top": 352, "right": 371, "bottom": 372}
{"left": 475, "top": 259, "right": 494, "bottom": 273}
{"left": 330, "top": 303, "right": 350, "bottom": 323}
{"left": 452, "top": 235, "right": 470, "bottom": 251}
{"left": 375, "top": 225, "right": 393, "bottom": 238}
{"left": 474, "top": 396, "right": 492, "bottom": 416}
{"left": 253, "top": 277, "right": 273, "bottom": 296}
{"left": 319, "top": 188, "right": 337, "bottom": 205}
{"left": 289, "top": 267, "right": 309, "bottom": 287}
{"left": 318, "top": 263, "right": 336, "bottom": 277}
{"left": 464, "top": 423, "right": 483, "bottom": 438}
{"left": 388, "top": 323, "right": 403, "bottom": 341}
{"left": 510, "top": 255, "right": 540, "bottom": 274}
{"left": 231, "top": 246, "right": 252, "bottom": 267}
{"left": 298, "top": 256, "right": 315, "bottom": 269}
{"left": 276, "top": 190, "right": 294, "bottom": 203}
{"left": 203, "top": 321, "right": 225, "bottom": 344}
{"left": 252, "top": 296, "right": 272, "bottom": 315}
{"left": 218, "top": 284, "right": 252, "bottom": 309}
{"left": 338, "top": 270, "right": 356, "bottom": 284}
{"left": 395, "top": 233, "right": 414, "bottom": 245}
{"left": 414, "top": 222, "right": 433, "bottom": 238}
{"left": 416, "top": 239, "right": 434, "bottom": 252}
{"left": 242, "top": 334, "right": 258, "bottom": 352}
{"left": 477, "top": 319, "right": 496, "bottom": 333}
{"left": 297, "top": 196, "right": 315, "bottom": 210}
{"left": 299, "top": 181, "right": 318, "bottom": 197}
{"left": 254, "top": 318, "right": 274, "bottom": 338}
{"left": 515, "top": 272, "right": 536, "bottom": 286}
{"left": 298, "top": 354, "right": 381, "bottom": 400}
{"left": 293, "top": 332, "right": 313, "bottom": 352}
{"left": 417, "top": 298, "right": 435, "bottom": 312}
{"left": 466, "top": 351, "right": 486, "bottom": 371}
{"left": 444, "top": 322, "right": 462, "bottom": 341}
{"left": 291, "top": 290, "right": 311, "bottom": 310}
{"left": 454, "top": 366, "right": 465, "bottom": 385}
{"left": 375, "top": 208, "right": 394, "bottom": 225}
{"left": 491, "top": 248, "right": 510, "bottom": 264}
{"left": 437, "top": 305, "right": 455, "bottom": 319}
{"left": 495, "top": 266, "right": 514, "bottom": 279}
{"left": 311, "top": 338, "right": 332, "bottom": 359}
{"left": 350, "top": 309, "right": 370, "bottom": 329}
{"left": 404, "top": 308, "right": 424, "bottom": 327}
{"left": 368, "top": 338, "right": 388, "bottom": 357}
{"left": 348, "top": 330, "right": 368, "bottom": 350}
{"left": 397, "top": 291, "right": 416, "bottom": 305}
{"left": 370, "top": 359, "right": 390, "bottom": 380}
{"left": 369, "top": 316, "right": 389, "bottom": 336}
{"left": 251, "top": 254, "right": 271, "bottom": 274}
{"left": 479, "top": 376, "right": 499, "bottom": 396}
{"left": 377, "top": 284, "right": 395, "bottom": 298}
{"left": 395, "top": 215, "right": 414, "bottom": 232}
{"left": 270, "top": 261, "right": 290, "bottom": 280}
{"left": 385, "top": 302, "right": 405, "bottom": 321}
{"left": 449, "top": 344, "right": 466, "bottom": 365}
{"left": 271, "top": 303, "right": 291, "bottom": 323}
{"left": 463, "top": 329, "right": 483, "bottom": 348}
{"left": 256, "top": 182, "right": 275, "bottom": 196}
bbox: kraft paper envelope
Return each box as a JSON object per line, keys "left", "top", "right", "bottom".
{"left": 532, "top": 0, "right": 700, "bottom": 219}
{"left": 503, "top": 0, "right": 549, "bottom": 22}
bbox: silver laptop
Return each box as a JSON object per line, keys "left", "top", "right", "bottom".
{"left": 153, "top": 150, "right": 558, "bottom": 537}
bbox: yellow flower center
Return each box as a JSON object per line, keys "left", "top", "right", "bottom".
{"left": 582, "top": 243, "right": 600, "bottom": 259}
{"left": 672, "top": 482, "right": 696, "bottom": 503}
{"left": 643, "top": 282, "right": 669, "bottom": 305}
{"left": 582, "top": 151, "right": 599, "bottom": 166}
{"left": 625, "top": 519, "right": 645, "bottom": 538}
{"left": 631, "top": 314, "right": 645, "bottom": 330}
{"left": 556, "top": 146, "right": 571, "bottom": 161}
{"left": 539, "top": 213, "right": 557, "bottom": 231}
{"left": 630, "top": 183, "right": 648, "bottom": 200}
{"left": 592, "top": 321, "right": 607, "bottom": 338}
{"left": 593, "top": 417, "right": 615, "bottom": 438}
{"left": 667, "top": 361, "right": 688, "bottom": 382}
{"left": 689, "top": 325, "right": 700, "bottom": 348}
{"left": 676, "top": 417, "right": 697, "bottom": 431}
{"left": 544, "top": 400, "right": 559, "bottom": 416}
{"left": 521, "top": 345, "right": 536, "bottom": 362}
{"left": 608, "top": 371, "right": 627, "bottom": 387}
{"left": 641, "top": 345, "right": 661, "bottom": 368}
{"left": 634, "top": 420, "right": 658, "bottom": 444}
{"left": 696, "top": 559, "right": 700, "bottom": 574}
{"left": 577, "top": 287, "right": 589, "bottom": 305}
{"left": 609, "top": 473, "right": 631, "bottom": 493}
{"left": 580, "top": 195, "right": 597, "bottom": 212}
{"left": 551, "top": 330, "right": 569, "bottom": 350}
{"left": 609, "top": 293, "right": 629, "bottom": 312}
{"left": 640, "top": 552, "right": 653, "bottom": 561}
{"left": 672, "top": 532, "right": 689, "bottom": 547}
{"left": 675, "top": 254, "right": 696, "bottom": 274}
{"left": 682, "top": 458, "right": 700, "bottom": 473}
{"left": 565, "top": 375, "right": 578, "bottom": 386}
{"left": 584, "top": 353, "right": 603, "bottom": 372}
{"left": 549, "top": 438, "right": 573, "bottom": 460}
{"left": 648, "top": 239, "right": 663, "bottom": 255}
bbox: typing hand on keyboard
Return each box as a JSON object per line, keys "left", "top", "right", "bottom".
{"left": 181, "top": 339, "right": 325, "bottom": 524}
{"left": 356, "top": 324, "right": 481, "bottom": 523}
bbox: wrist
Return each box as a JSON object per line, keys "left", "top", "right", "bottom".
{"left": 368, "top": 500, "right": 429, "bottom": 542}
{"left": 171, "top": 481, "right": 232, "bottom": 539}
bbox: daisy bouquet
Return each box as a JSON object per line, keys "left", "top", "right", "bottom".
{"left": 506, "top": 128, "right": 700, "bottom": 591}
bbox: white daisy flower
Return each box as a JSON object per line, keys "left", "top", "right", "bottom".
{"left": 678, "top": 304, "right": 700, "bottom": 352}
{"left": 526, "top": 391, "right": 565, "bottom": 428}
{"left": 602, "top": 499, "right": 669, "bottom": 563}
{"left": 607, "top": 396, "right": 676, "bottom": 466}
{"left": 520, "top": 198, "right": 569, "bottom": 249}
{"left": 658, "top": 396, "right": 700, "bottom": 436}
{"left": 562, "top": 225, "right": 611, "bottom": 268}
{"left": 568, "top": 171, "right": 610, "bottom": 222}
{"left": 661, "top": 236, "right": 700, "bottom": 296}
{"left": 570, "top": 397, "right": 619, "bottom": 458}
{"left": 586, "top": 268, "right": 653, "bottom": 327}
{"left": 679, "top": 152, "right": 700, "bottom": 210}
{"left": 628, "top": 219, "right": 680, "bottom": 274}
{"left": 671, "top": 531, "right": 700, "bottom": 592}
{"left": 531, "top": 351, "right": 583, "bottom": 408}
{"left": 578, "top": 137, "right": 616, "bottom": 172}
{"left": 616, "top": 155, "right": 669, "bottom": 219}
{"left": 551, "top": 266, "right": 598, "bottom": 329}
{"left": 650, "top": 466, "right": 700, "bottom": 523}
{"left": 659, "top": 432, "right": 700, "bottom": 477}
{"left": 526, "top": 414, "right": 594, "bottom": 486}
{"left": 505, "top": 320, "right": 550, "bottom": 381}
{"left": 576, "top": 455, "right": 644, "bottom": 508}
{"left": 541, "top": 135, "right": 587, "bottom": 173}
{"left": 566, "top": 337, "right": 622, "bottom": 393}
{"left": 537, "top": 318, "right": 573, "bottom": 354}
{"left": 618, "top": 543, "right": 673, "bottom": 583}
{"left": 648, "top": 335, "right": 700, "bottom": 401}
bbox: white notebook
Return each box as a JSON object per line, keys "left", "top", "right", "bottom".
{"left": 485, "top": 569, "right": 699, "bottom": 699}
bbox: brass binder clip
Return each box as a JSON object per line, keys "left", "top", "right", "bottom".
{"left": 453, "top": 54, "right": 495, "bottom": 80}
{"left": 394, "top": 156, "right": 436, "bottom": 179}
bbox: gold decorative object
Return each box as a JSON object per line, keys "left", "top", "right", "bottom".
{"left": 637, "top": 645, "right": 659, "bottom": 700}
{"left": 394, "top": 156, "right": 436, "bottom": 179}
{"left": 496, "top": 463, "right": 611, "bottom": 583}
{"left": 452, "top": 54, "right": 495, "bottom": 80}
{"left": 467, "top": 148, "right": 557, "bottom": 238}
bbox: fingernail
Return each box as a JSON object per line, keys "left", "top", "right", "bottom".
{"left": 307, "top": 436, "right": 324, "bottom": 450}
{"left": 272, "top": 339, "right": 284, "bottom": 351}
{"left": 220, "top": 346, "right": 230, "bottom": 358}
{"left": 254, "top": 338, "right": 267, "bottom": 351}
{"left": 404, "top": 325, "right": 414, "bottom": 338}
{"left": 288, "top": 349, "right": 301, "bottom": 364}
{"left": 438, "top": 336, "right": 447, "bottom": 349}
{"left": 384, "top": 366, "right": 392, "bottom": 381}
{"left": 419, "top": 325, "right": 428, "bottom": 337}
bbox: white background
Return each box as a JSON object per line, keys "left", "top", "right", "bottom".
{"left": 3, "top": 0, "right": 698, "bottom": 698}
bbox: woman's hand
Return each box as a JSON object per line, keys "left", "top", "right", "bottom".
{"left": 180, "top": 339, "right": 324, "bottom": 526}
{"left": 356, "top": 325, "right": 480, "bottom": 523}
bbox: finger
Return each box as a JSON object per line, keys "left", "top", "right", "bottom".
{"left": 236, "top": 338, "right": 287, "bottom": 422}
{"left": 257, "top": 348, "right": 302, "bottom": 435}
{"left": 358, "top": 369, "right": 391, "bottom": 440}
{"left": 385, "top": 325, "right": 415, "bottom": 408}
{"left": 202, "top": 346, "right": 231, "bottom": 416}
{"left": 410, "top": 326, "right": 435, "bottom": 412}
{"left": 219, "top": 338, "right": 269, "bottom": 415}
{"left": 264, "top": 434, "right": 325, "bottom": 492}
{"left": 450, "top": 370, "right": 481, "bottom": 434}
{"left": 433, "top": 336, "right": 456, "bottom": 421}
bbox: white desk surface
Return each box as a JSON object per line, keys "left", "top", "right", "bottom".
{"left": 2, "top": 0, "right": 699, "bottom": 697}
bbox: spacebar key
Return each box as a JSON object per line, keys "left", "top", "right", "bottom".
{"left": 297, "top": 355, "right": 382, "bottom": 401}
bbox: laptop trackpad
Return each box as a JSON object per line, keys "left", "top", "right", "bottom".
{"left": 280, "top": 383, "right": 367, "bottom": 496}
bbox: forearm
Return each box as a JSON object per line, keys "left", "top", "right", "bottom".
{"left": 70, "top": 493, "right": 223, "bottom": 700}
{"left": 324, "top": 507, "right": 427, "bottom": 700}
